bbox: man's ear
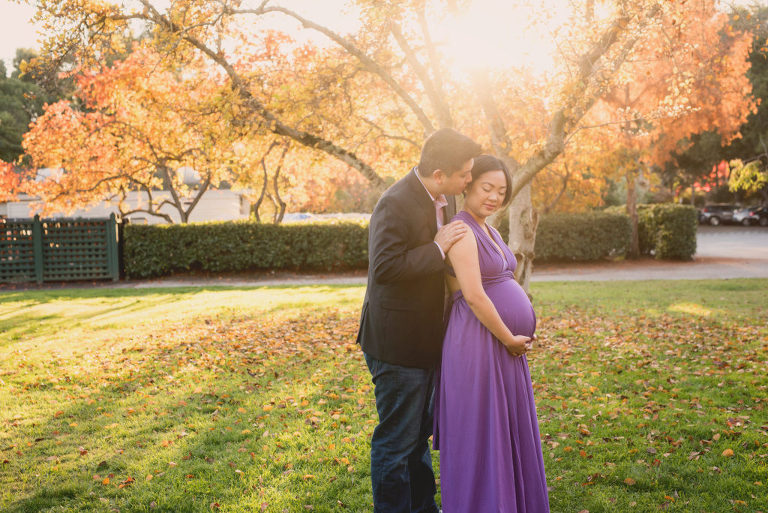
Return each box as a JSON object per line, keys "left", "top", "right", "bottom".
{"left": 432, "top": 169, "right": 445, "bottom": 184}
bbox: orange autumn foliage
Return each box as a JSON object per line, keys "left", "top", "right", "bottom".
{"left": 0, "top": 161, "right": 20, "bottom": 203}
{"left": 21, "top": 45, "right": 255, "bottom": 222}
{"left": 586, "top": 1, "right": 755, "bottom": 180}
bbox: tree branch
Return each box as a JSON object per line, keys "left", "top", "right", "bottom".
{"left": 271, "top": 143, "right": 289, "bottom": 224}
{"left": 388, "top": 21, "right": 453, "bottom": 128}
{"left": 416, "top": 6, "right": 451, "bottom": 128}
{"left": 120, "top": 206, "right": 174, "bottom": 224}
{"left": 472, "top": 70, "right": 513, "bottom": 158}
{"left": 360, "top": 116, "right": 420, "bottom": 148}
{"left": 135, "top": 0, "right": 386, "bottom": 188}
{"left": 250, "top": 5, "right": 436, "bottom": 134}
{"left": 510, "top": 6, "right": 659, "bottom": 200}
{"left": 543, "top": 162, "right": 572, "bottom": 214}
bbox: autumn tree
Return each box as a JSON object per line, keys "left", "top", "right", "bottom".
{"left": 573, "top": 0, "right": 755, "bottom": 255}
{"left": 725, "top": 4, "right": 768, "bottom": 172}
{"left": 674, "top": 4, "right": 768, "bottom": 206}
{"left": 20, "top": 45, "right": 264, "bottom": 223}
{"left": 729, "top": 158, "right": 768, "bottom": 203}
{"left": 27, "top": 0, "right": 756, "bottom": 287}
{"left": 531, "top": 128, "right": 620, "bottom": 214}
{"left": 0, "top": 161, "right": 19, "bottom": 203}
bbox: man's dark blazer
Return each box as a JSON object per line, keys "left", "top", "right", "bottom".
{"left": 356, "top": 169, "right": 457, "bottom": 369}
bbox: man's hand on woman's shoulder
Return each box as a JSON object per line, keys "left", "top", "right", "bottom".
{"left": 434, "top": 220, "right": 468, "bottom": 255}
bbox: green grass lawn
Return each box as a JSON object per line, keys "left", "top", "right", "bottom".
{"left": 1, "top": 279, "right": 766, "bottom": 512}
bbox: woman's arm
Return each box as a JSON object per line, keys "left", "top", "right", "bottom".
{"left": 447, "top": 232, "right": 531, "bottom": 356}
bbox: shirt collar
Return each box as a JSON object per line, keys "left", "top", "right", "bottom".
{"left": 413, "top": 167, "right": 448, "bottom": 207}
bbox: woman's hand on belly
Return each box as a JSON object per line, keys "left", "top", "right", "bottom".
{"left": 500, "top": 334, "right": 532, "bottom": 357}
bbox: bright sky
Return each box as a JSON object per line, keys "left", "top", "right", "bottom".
{"left": 0, "top": 1, "right": 41, "bottom": 73}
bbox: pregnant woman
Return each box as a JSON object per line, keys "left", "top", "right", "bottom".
{"left": 434, "top": 155, "right": 549, "bottom": 512}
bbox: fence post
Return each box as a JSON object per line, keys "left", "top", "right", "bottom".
{"left": 106, "top": 213, "right": 119, "bottom": 281}
{"left": 32, "top": 214, "right": 43, "bottom": 284}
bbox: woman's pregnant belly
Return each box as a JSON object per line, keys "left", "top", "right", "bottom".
{"left": 484, "top": 278, "right": 537, "bottom": 338}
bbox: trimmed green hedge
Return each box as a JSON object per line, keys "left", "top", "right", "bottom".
{"left": 496, "top": 204, "right": 697, "bottom": 262}
{"left": 123, "top": 220, "right": 368, "bottom": 279}
{"left": 123, "top": 204, "right": 697, "bottom": 278}
{"left": 533, "top": 212, "right": 631, "bottom": 261}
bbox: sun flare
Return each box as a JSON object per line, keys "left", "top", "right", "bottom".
{"left": 435, "top": 0, "right": 573, "bottom": 79}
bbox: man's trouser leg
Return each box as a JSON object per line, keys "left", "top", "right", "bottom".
{"left": 365, "top": 353, "right": 438, "bottom": 513}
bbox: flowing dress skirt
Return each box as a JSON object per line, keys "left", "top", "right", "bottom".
{"left": 435, "top": 277, "right": 549, "bottom": 513}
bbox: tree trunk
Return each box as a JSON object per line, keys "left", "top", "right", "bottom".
{"left": 272, "top": 183, "right": 286, "bottom": 224}
{"left": 250, "top": 158, "right": 270, "bottom": 222}
{"left": 272, "top": 144, "right": 289, "bottom": 224}
{"left": 507, "top": 180, "right": 538, "bottom": 293}
{"left": 626, "top": 167, "right": 639, "bottom": 258}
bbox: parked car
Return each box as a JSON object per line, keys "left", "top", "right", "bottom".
{"left": 734, "top": 206, "right": 768, "bottom": 226}
{"left": 698, "top": 204, "right": 738, "bottom": 225}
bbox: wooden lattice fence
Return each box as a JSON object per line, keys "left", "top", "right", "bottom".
{"left": 0, "top": 214, "right": 120, "bottom": 283}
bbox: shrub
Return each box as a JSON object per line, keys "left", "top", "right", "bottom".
{"left": 646, "top": 204, "right": 697, "bottom": 259}
{"left": 123, "top": 220, "right": 369, "bottom": 279}
{"left": 123, "top": 204, "right": 697, "bottom": 278}
{"left": 533, "top": 212, "right": 631, "bottom": 261}
{"left": 604, "top": 204, "right": 697, "bottom": 260}
{"left": 495, "top": 203, "right": 697, "bottom": 263}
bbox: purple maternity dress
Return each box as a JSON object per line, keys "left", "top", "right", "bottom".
{"left": 434, "top": 210, "right": 549, "bottom": 513}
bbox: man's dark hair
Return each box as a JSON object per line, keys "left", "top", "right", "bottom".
{"left": 468, "top": 154, "right": 513, "bottom": 207}
{"left": 417, "top": 128, "right": 482, "bottom": 177}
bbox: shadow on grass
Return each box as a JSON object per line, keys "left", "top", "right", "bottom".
{"left": 0, "top": 283, "right": 364, "bottom": 303}
{"left": 2, "top": 313, "right": 372, "bottom": 513}
{"left": 0, "top": 285, "right": 365, "bottom": 350}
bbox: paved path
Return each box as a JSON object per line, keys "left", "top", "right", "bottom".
{"left": 531, "top": 256, "right": 768, "bottom": 282}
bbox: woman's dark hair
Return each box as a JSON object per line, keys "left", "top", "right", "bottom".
{"left": 418, "top": 128, "right": 482, "bottom": 177}
{"left": 468, "top": 154, "right": 513, "bottom": 207}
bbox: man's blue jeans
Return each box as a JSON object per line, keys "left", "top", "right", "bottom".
{"left": 364, "top": 352, "right": 439, "bottom": 513}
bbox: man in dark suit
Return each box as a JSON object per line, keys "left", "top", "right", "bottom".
{"left": 357, "top": 128, "right": 482, "bottom": 513}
